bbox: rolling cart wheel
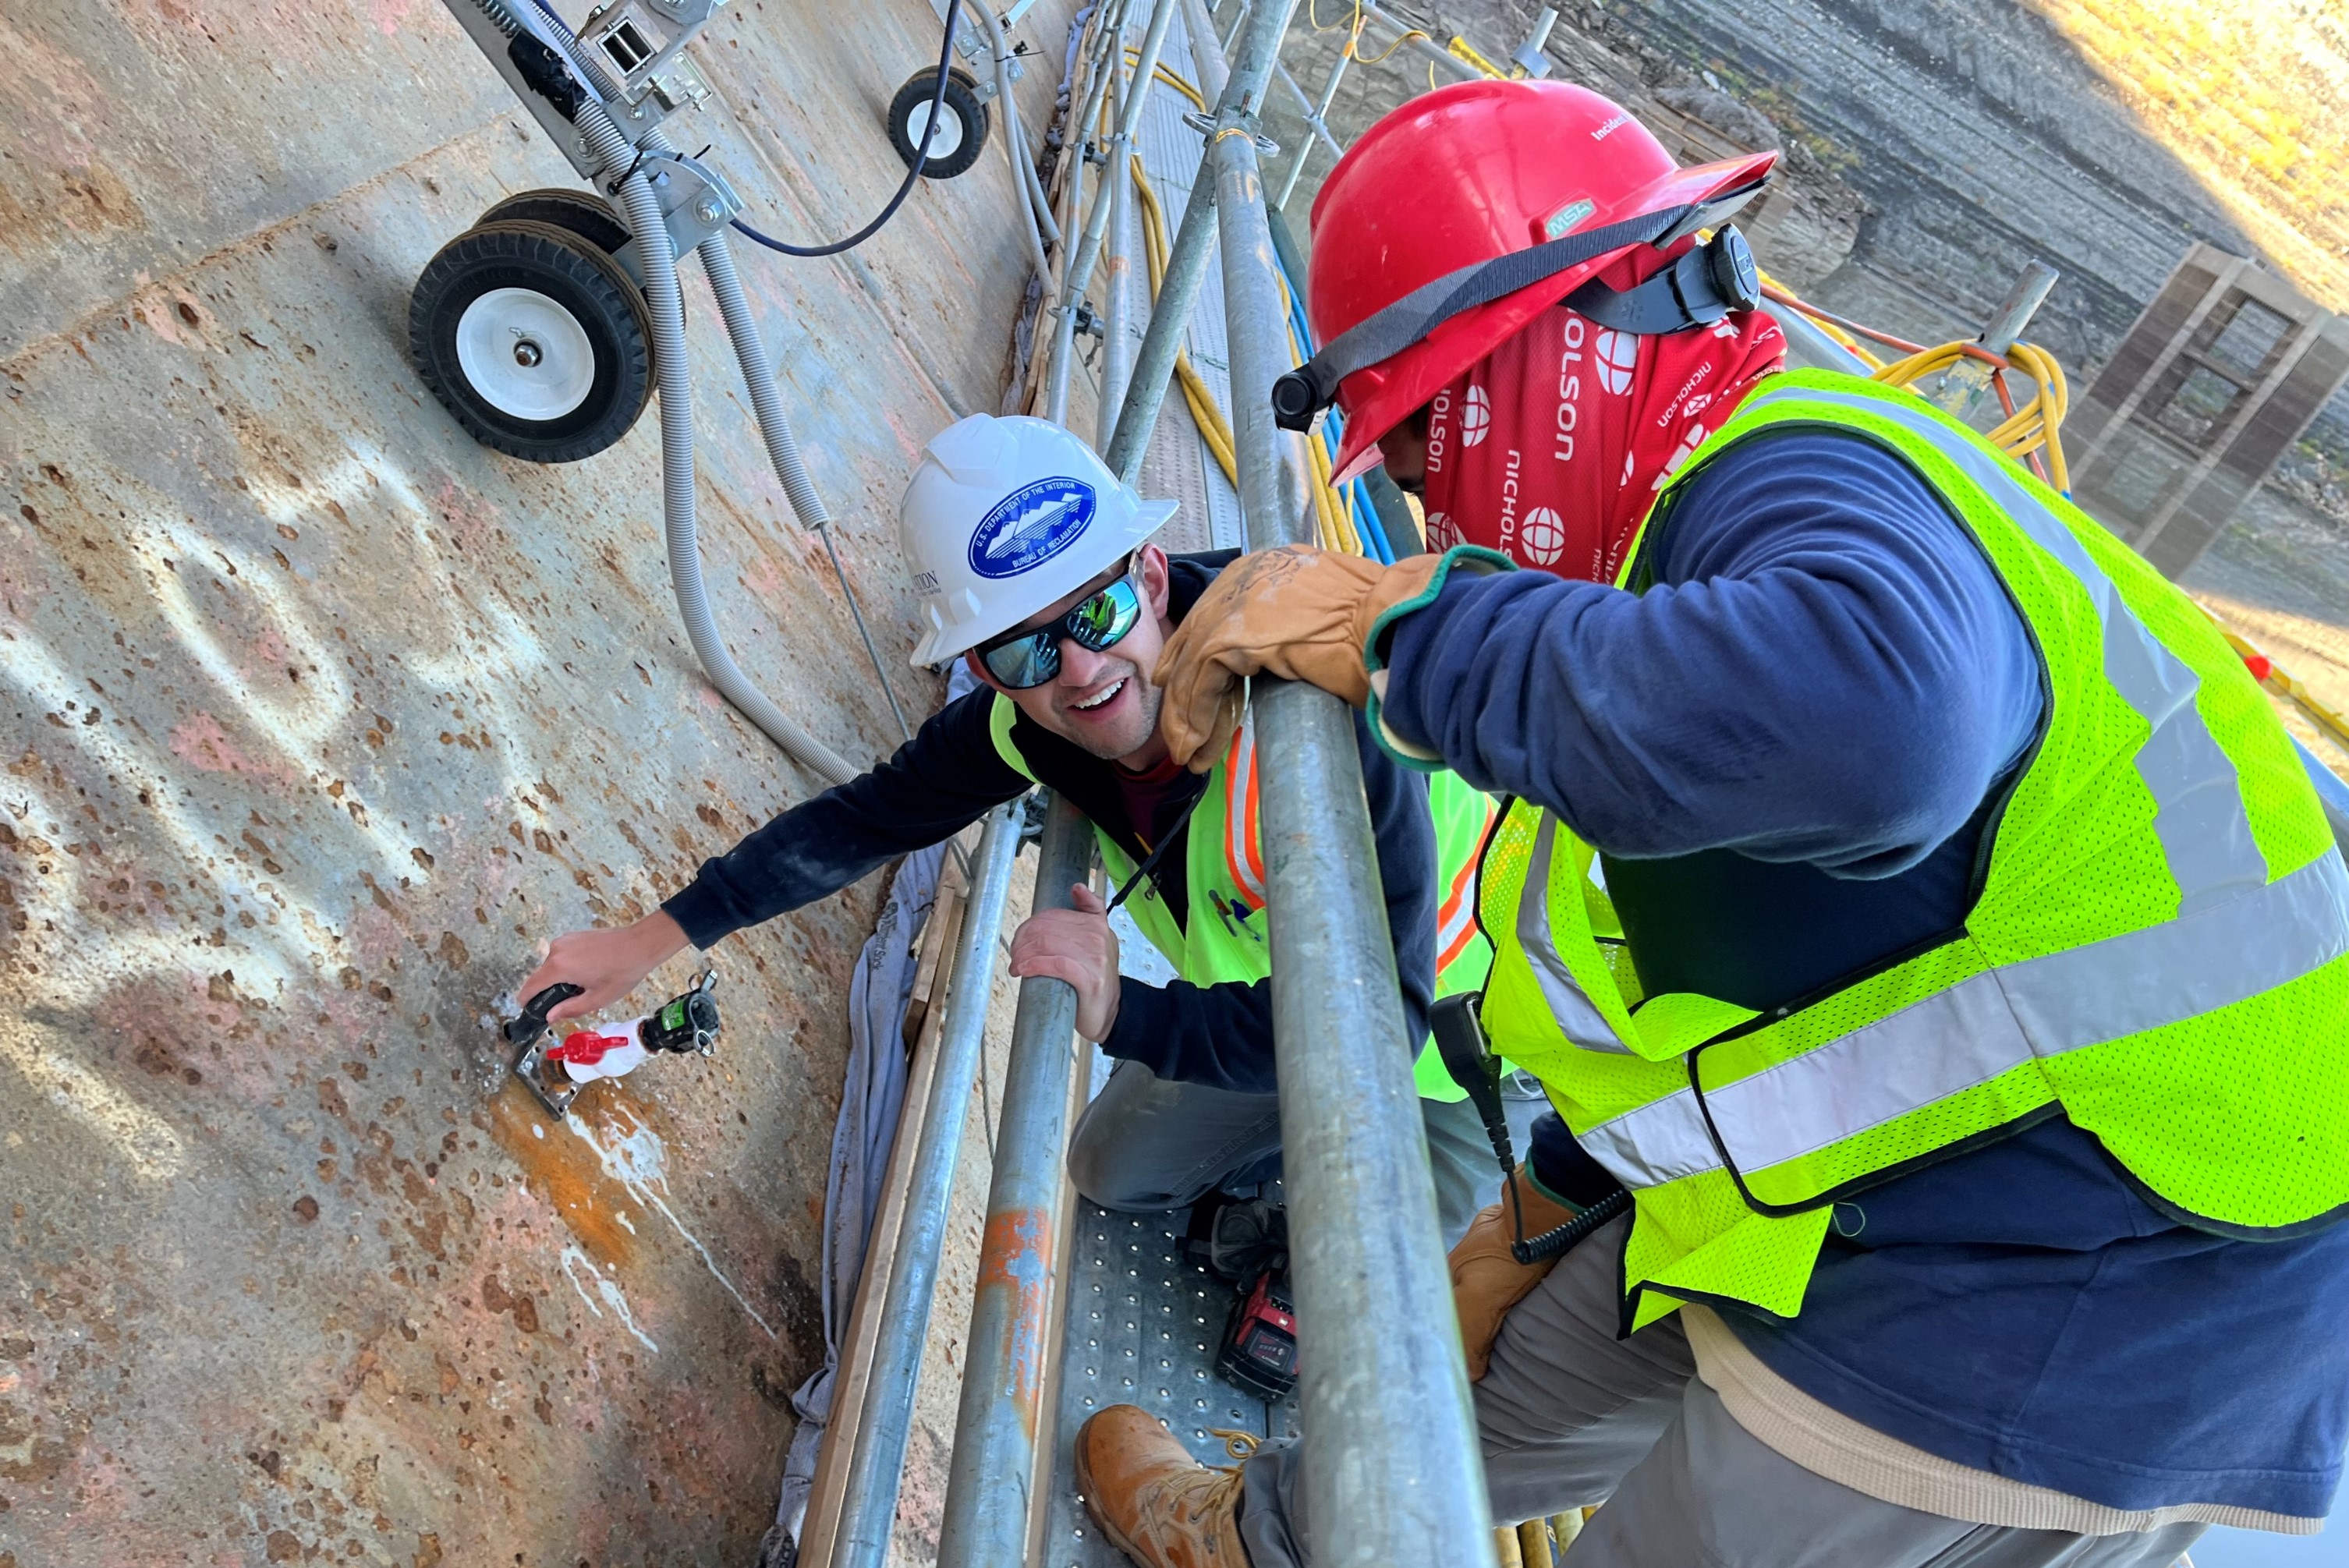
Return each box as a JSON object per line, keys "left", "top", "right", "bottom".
{"left": 888, "top": 66, "right": 989, "bottom": 179}
{"left": 477, "top": 186, "right": 683, "bottom": 324}
{"left": 477, "top": 188, "right": 632, "bottom": 254}
{"left": 408, "top": 219, "right": 654, "bottom": 465}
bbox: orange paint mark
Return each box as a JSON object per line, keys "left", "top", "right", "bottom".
{"left": 975, "top": 1207, "right": 1054, "bottom": 1420}
{"left": 486, "top": 1082, "right": 639, "bottom": 1269}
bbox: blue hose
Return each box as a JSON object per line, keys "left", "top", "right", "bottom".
{"left": 1276, "top": 258, "right": 1394, "bottom": 562}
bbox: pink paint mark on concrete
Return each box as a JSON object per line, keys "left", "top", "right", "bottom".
{"left": 369, "top": 0, "right": 417, "bottom": 35}
{"left": 246, "top": 625, "right": 293, "bottom": 674}
{"left": 168, "top": 711, "right": 299, "bottom": 784}
{"left": 430, "top": 476, "right": 502, "bottom": 554}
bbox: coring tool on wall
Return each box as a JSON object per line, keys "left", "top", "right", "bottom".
{"left": 504, "top": 969, "right": 722, "bottom": 1117}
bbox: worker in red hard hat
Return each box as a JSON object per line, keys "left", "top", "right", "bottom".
{"left": 1076, "top": 78, "right": 2349, "bottom": 1568}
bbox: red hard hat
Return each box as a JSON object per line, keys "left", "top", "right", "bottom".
{"left": 1308, "top": 80, "right": 1779, "bottom": 482}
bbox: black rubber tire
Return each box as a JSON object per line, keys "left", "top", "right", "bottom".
{"left": 478, "top": 186, "right": 684, "bottom": 325}
{"left": 409, "top": 220, "right": 654, "bottom": 465}
{"left": 888, "top": 67, "right": 989, "bottom": 179}
{"left": 477, "top": 188, "right": 632, "bottom": 255}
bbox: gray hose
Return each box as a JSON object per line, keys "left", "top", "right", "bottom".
{"left": 565, "top": 102, "right": 862, "bottom": 788}
{"left": 507, "top": 2, "right": 883, "bottom": 779}
{"left": 977, "top": 0, "right": 1061, "bottom": 273}
{"left": 698, "top": 235, "right": 834, "bottom": 529}
{"left": 699, "top": 234, "right": 912, "bottom": 740}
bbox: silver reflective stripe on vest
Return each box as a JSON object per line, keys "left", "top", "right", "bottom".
{"left": 1518, "top": 815, "right": 1635, "bottom": 1055}
{"left": 1743, "top": 384, "right": 2269, "bottom": 916}
{"left": 2000, "top": 841, "right": 2349, "bottom": 1053}
{"left": 1588, "top": 848, "right": 2349, "bottom": 1188}
{"left": 1547, "top": 388, "right": 2340, "bottom": 1195}
{"left": 1710, "top": 849, "right": 2349, "bottom": 1173}
{"left": 1577, "top": 1086, "right": 1720, "bottom": 1190}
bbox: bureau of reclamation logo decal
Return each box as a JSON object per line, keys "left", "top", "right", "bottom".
{"left": 969, "top": 477, "right": 1096, "bottom": 579}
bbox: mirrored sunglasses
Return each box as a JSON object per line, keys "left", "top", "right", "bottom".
{"left": 975, "top": 571, "right": 1143, "bottom": 690}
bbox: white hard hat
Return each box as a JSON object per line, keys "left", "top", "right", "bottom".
{"left": 900, "top": 413, "right": 1178, "bottom": 667}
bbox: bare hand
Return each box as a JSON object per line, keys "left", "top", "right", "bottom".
{"left": 519, "top": 910, "right": 691, "bottom": 1022}
{"left": 1008, "top": 883, "right": 1121, "bottom": 1042}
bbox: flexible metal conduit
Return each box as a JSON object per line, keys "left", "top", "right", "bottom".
{"left": 1209, "top": 0, "right": 1497, "bottom": 1558}
{"left": 614, "top": 164, "right": 863, "bottom": 788}
{"left": 509, "top": 0, "right": 866, "bottom": 784}
{"left": 934, "top": 795, "right": 1097, "bottom": 1566}
{"left": 976, "top": 0, "right": 1061, "bottom": 282}
{"left": 832, "top": 804, "right": 1027, "bottom": 1568}
{"left": 1097, "top": 61, "right": 1143, "bottom": 444}
{"left": 1045, "top": 0, "right": 1180, "bottom": 425}
{"left": 1100, "top": 0, "right": 1270, "bottom": 481}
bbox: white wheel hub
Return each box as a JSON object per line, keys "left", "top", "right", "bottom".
{"left": 455, "top": 286, "right": 596, "bottom": 421}
{"left": 905, "top": 95, "right": 966, "bottom": 160}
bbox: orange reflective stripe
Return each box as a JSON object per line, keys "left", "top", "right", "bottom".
{"left": 1436, "top": 858, "right": 1481, "bottom": 969}
{"left": 1224, "top": 717, "right": 1267, "bottom": 911}
{"left": 1434, "top": 797, "right": 1497, "bottom": 971}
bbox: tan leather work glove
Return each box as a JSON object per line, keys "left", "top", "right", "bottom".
{"left": 1451, "top": 1167, "right": 1582, "bottom": 1382}
{"left": 1152, "top": 546, "right": 1444, "bottom": 770}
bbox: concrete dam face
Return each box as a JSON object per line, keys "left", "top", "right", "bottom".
{"left": 0, "top": 1, "right": 1074, "bottom": 1559}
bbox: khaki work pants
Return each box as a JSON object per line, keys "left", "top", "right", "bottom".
{"left": 1234, "top": 1216, "right": 2206, "bottom": 1568}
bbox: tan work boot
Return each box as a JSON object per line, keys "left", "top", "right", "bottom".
{"left": 1075, "top": 1405, "right": 1252, "bottom": 1567}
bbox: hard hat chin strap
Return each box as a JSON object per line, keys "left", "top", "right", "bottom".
{"left": 1270, "top": 182, "right": 1768, "bottom": 434}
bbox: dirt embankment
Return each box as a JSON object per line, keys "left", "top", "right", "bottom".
{"left": 1265, "top": 0, "right": 2349, "bottom": 781}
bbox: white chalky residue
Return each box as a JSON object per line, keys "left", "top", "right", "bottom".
{"left": 559, "top": 1244, "right": 657, "bottom": 1353}
{"left": 566, "top": 1109, "right": 776, "bottom": 1339}
{"left": 0, "top": 1019, "right": 186, "bottom": 1183}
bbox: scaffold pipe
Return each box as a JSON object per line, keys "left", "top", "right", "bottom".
{"left": 1104, "top": 0, "right": 1285, "bottom": 480}
{"left": 1206, "top": 1, "right": 1497, "bottom": 1559}
{"left": 934, "top": 796, "right": 1097, "bottom": 1567}
{"left": 831, "top": 804, "right": 1026, "bottom": 1568}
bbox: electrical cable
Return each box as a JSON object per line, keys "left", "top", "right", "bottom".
{"left": 1760, "top": 271, "right": 2075, "bottom": 493}
{"left": 727, "top": 0, "right": 965, "bottom": 258}
{"left": 1123, "top": 62, "right": 1375, "bottom": 557}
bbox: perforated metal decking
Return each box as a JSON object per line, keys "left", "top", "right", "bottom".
{"left": 1042, "top": 1202, "right": 1300, "bottom": 1566}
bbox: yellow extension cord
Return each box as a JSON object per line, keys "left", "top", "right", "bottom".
{"left": 1125, "top": 58, "right": 1360, "bottom": 552}
{"left": 1758, "top": 267, "right": 2073, "bottom": 491}
{"left": 1871, "top": 339, "right": 2074, "bottom": 493}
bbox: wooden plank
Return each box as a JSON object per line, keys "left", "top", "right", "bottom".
{"left": 903, "top": 860, "right": 967, "bottom": 1048}
{"left": 800, "top": 841, "right": 976, "bottom": 1567}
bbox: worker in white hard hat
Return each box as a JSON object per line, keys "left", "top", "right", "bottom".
{"left": 522, "top": 412, "right": 1530, "bottom": 1248}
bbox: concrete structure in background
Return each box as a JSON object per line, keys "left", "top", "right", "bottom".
{"left": 2071, "top": 243, "right": 2349, "bottom": 579}
{"left": 0, "top": 1, "right": 1072, "bottom": 1560}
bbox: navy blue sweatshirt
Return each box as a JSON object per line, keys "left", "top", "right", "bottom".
{"left": 663, "top": 552, "right": 1438, "bottom": 1095}
{"left": 1382, "top": 428, "right": 2349, "bottom": 1521}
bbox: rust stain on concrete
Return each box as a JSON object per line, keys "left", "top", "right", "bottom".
{"left": 0, "top": 0, "right": 1076, "bottom": 1557}
{"left": 486, "top": 1079, "right": 640, "bottom": 1269}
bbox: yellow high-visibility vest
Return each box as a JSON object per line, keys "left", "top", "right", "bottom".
{"left": 1470, "top": 371, "right": 2349, "bottom": 1330}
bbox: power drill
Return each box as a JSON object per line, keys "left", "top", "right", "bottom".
{"left": 504, "top": 968, "right": 721, "bottom": 1117}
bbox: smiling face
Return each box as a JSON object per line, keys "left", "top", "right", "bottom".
{"left": 968, "top": 545, "right": 1174, "bottom": 768}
